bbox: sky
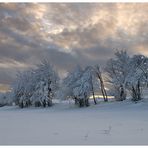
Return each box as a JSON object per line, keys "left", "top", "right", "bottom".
{"left": 0, "top": 3, "right": 148, "bottom": 92}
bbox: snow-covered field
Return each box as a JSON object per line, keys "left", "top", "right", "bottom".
{"left": 0, "top": 100, "right": 148, "bottom": 145}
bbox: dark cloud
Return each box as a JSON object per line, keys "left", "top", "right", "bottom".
{"left": 0, "top": 67, "right": 18, "bottom": 85}
{"left": 0, "top": 3, "right": 148, "bottom": 92}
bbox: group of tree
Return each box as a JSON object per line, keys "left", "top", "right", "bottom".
{"left": 60, "top": 65, "right": 107, "bottom": 107}
{"left": 0, "top": 50, "right": 148, "bottom": 108}
{"left": 10, "top": 62, "right": 107, "bottom": 108}
{"left": 11, "top": 60, "right": 59, "bottom": 108}
{"left": 105, "top": 50, "right": 148, "bottom": 102}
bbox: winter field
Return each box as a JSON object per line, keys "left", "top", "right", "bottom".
{"left": 0, "top": 99, "right": 148, "bottom": 145}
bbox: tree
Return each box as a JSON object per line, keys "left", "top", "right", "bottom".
{"left": 0, "top": 93, "right": 7, "bottom": 107}
{"left": 94, "top": 65, "right": 108, "bottom": 102}
{"left": 90, "top": 73, "right": 97, "bottom": 104}
{"left": 105, "top": 50, "right": 131, "bottom": 101}
{"left": 73, "top": 66, "right": 95, "bottom": 107}
{"left": 12, "top": 70, "right": 34, "bottom": 108}
{"left": 62, "top": 65, "right": 83, "bottom": 104}
{"left": 127, "top": 55, "right": 148, "bottom": 102}
{"left": 30, "top": 60, "right": 59, "bottom": 107}
{"left": 105, "top": 50, "right": 148, "bottom": 102}
{"left": 62, "top": 65, "right": 98, "bottom": 107}
{"left": 12, "top": 60, "right": 59, "bottom": 108}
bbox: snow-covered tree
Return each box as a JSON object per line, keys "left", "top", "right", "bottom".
{"left": 126, "top": 55, "right": 148, "bottom": 102}
{"left": 0, "top": 92, "right": 14, "bottom": 106}
{"left": 105, "top": 50, "right": 148, "bottom": 102}
{"left": 12, "top": 70, "right": 34, "bottom": 108}
{"left": 138, "top": 55, "right": 148, "bottom": 87}
{"left": 62, "top": 65, "right": 97, "bottom": 107}
{"left": 62, "top": 65, "right": 83, "bottom": 103}
{"left": 0, "top": 93, "right": 7, "bottom": 107}
{"left": 73, "top": 66, "right": 94, "bottom": 107}
{"left": 30, "top": 60, "right": 59, "bottom": 107}
{"left": 105, "top": 50, "right": 131, "bottom": 101}
{"left": 12, "top": 60, "right": 59, "bottom": 108}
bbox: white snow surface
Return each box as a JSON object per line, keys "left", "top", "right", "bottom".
{"left": 0, "top": 99, "right": 148, "bottom": 145}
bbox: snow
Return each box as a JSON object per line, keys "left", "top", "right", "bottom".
{"left": 0, "top": 100, "right": 148, "bottom": 145}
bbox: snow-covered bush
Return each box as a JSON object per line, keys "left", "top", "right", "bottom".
{"left": 0, "top": 92, "right": 13, "bottom": 106}
{"left": 0, "top": 93, "right": 7, "bottom": 107}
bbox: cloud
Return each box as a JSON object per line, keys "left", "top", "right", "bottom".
{"left": 0, "top": 3, "right": 148, "bottom": 92}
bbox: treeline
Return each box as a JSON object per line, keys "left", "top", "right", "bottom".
{"left": 0, "top": 50, "right": 148, "bottom": 108}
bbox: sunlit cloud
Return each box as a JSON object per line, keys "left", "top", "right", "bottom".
{"left": 0, "top": 59, "right": 31, "bottom": 69}
{"left": 0, "top": 84, "right": 11, "bottom": 93}
{"left": 0, "top": 3, "right": 148, "bottom": 92}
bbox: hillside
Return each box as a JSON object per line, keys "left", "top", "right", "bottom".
{"left": 0, "top": 99, "right": 148, "bottom": 145}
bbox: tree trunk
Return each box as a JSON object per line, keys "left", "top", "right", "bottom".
{"left": 35, "top": 101, "right": 41, "bottom": 107}
{"left": 74, "top": 97, "right": 79, "bottom": 105}
{"left": 43, "top": 100, "right": 46, "bottom": 107}
{"left": 137, "top": 80, "right": 141, "bottom": 101}
{"left": 119, "top": 85, "right": 126, "bottom": 101}
{"left": 47, "top": 99, "right": 52, "bottom": 106}
{"left": 95, "top": 65, "right": 108, "bottom": 102}
{"left": 28, "top": 99, "right": 32, "bottom": 106}
{"left": 79, "top": 99, "right": 85, "bottom": 107}
{"left": 85, "top": 98, "right": 90, "bottom": 107}
{"left": 19, "top": 101, "right": 24, "bottom": 108}
{"left": 91, "top": 77, "right": 97, "bottom": 104}
{"left": 131, "top": 80, "right": 142, "bottom": 102}
{"left": 47, "top": 80, "right": 52, "bottom": 107}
